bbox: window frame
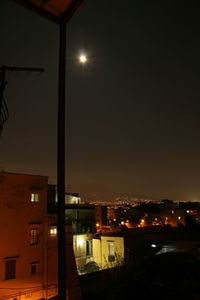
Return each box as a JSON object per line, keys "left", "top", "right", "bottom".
{"left": 5, "top": 259, "right": 16, "bottom": 280}
{"left": 31, "top": 193, "right": 40, "bottom": 203}
{"left": 30, "top": 262, "right": 39, "bottom": 275}
{"left": 30, "top": 228, "right": 39, "bottom": 245}
{"left": 108, "top": 241, "right": 115, "bottom": 262}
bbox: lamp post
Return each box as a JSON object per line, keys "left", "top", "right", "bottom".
{"left": 13, "top": 1, "right": 84, "bottom": 300}
{"left": 57, "top": 21, "right": 67, "bottom": 300}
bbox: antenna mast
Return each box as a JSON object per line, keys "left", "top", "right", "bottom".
{"left": 0, "top": 65, "right": 44, "bottom": 133}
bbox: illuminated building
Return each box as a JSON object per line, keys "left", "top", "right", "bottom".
{"left": 0, "top": 171, "right": 124, "bottom": 299}
{"left": 0, "top": 171, "right": 51, "bottom": 300}
{"left": 47, "top": 185, "right": 124, "bottom": 274}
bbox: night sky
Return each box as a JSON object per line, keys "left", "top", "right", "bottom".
{"left": 1, "top": 0, "right": 200, "bottom": 202}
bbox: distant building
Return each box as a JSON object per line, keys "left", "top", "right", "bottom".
{"left": 95, "top": 205, "right": 108, "bottom": 228}
{"left": 107, "top": 206, "right": 116, "bottom": 222}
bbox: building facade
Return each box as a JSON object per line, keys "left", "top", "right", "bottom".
{"left": 0, "top": 171, "right": 124, "bottom": 300}
{"left": 0, "top": 171, "right": 51, "bottom": 300}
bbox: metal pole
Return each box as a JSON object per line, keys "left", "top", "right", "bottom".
{"left": 0, "top": 66, "right": 5, "bottom": 112}
{"left": 57, "top": 22, "right": 66, "bottom": 300}
{"left": 0, "top": 65, "right": 44, "bottom": 73}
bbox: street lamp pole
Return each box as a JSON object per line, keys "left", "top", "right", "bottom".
{"left": 12, "top": 2, "right": 84, "bottom": 300}
{"left": 57, "top": 22, "right": 67, "bottom": 300}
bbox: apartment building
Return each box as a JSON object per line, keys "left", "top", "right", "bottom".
{"left": 0, "top": 171, "right": 51, "bottom": 300}
{"left": 0, "top": 171, "right": 124, "bottom": 300}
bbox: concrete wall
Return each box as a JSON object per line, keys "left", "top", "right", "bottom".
{"left": 92, "top": 239, "right": 101, "bottom": 267}
{"left": 0, "top": 172, "right": 48, "bottom": 282}
{"left": 92, "top": 236, "right": 124, "bottom": 270}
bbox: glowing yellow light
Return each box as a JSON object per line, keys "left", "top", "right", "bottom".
{"left": 121, "top": 221, "right": 125, "bottom": 225}
{"left": 77, "top": 237, "right": 84, "bottom": 247}
{"left": 186, "top": 210, "right": 190, "bottom": 213}
{"left": 141, "top": 219, "right": 145, "bottom": 223}
{"left": 50, "top": 228, "right": 57, "bottom": 235}
{"left": 96, "top": 223, "right": 100, "bottom": 227}
{"left": 178, "top": 216, "right": 181, "bottom": 220}
{"left": 79, "top": 54, "right": 87, "bottom": 64}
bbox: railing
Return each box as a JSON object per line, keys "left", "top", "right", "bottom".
{"left": 0, "top": 284, "right": 57, "bottom": 300}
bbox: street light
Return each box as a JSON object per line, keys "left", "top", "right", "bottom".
{"left": 13, "top": 1, "right": 84, "bottom": 300}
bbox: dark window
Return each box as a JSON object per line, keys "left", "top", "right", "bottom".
{"left": 5, "top": 260, "right": 16, "bottom": 280}
{"left": 108, "top": 241, "right": 115, "bottom": 262}
{"left": 86, "top": 240, "right": 91, "bottom": 256}
{"left": 31, "top": 263, "right": 37, "bottom": 275}
{"left": 108, "top": 255, "right": 115, "bottom": 262}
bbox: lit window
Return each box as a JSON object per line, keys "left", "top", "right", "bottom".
{"left": 76, "top": 236, "right": 85, "bottom": 257}
{"left": 50, "top": 227, "right": 57, "bottom": 236}
{"left": 77, "top": 237, "right": 84, "bottom": 247}
{"left": 30, "top": 228, "right": 39, "bottom": 245}
{"left": 31, "top": 193, "right": 39, "bottom": 203}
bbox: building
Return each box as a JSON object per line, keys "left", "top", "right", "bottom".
{"left": 0, "top": 171, "right": 125, "bottom": 300}
{"left": 47, "top": 185, "right": 124, "bottom": 274}
{"left": 95, "top": 205, "right": 112, "bottom": 233}
{"left": 95, "top": 205, "right": 107, "bottom": 227}
{"left": 92, "top": 235, "right": 124, "bottom": 270}
{"left": 0, "top": 171, "right": 52, "bottom": 300}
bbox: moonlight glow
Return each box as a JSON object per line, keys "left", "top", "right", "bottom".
{"left": 79, "top": 54, "right": 87, "bottom": 64}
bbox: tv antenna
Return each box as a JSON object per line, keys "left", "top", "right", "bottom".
{"left": 0, "top": 65, "right": 44, "bottom": 134}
